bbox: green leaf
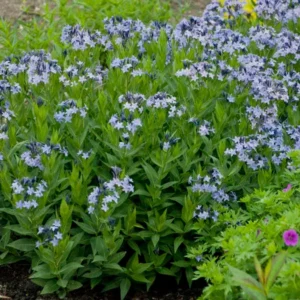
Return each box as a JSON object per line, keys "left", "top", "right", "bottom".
{"left": 70, "top": 232, "right": 84, "bottom": 248}
{"left": 142, "top": 162, "right": 158, "bottom": 185}
{"left": 157, "top": 267, "right": 176, "bottom": 276}
{"left": 228, "top": 265, "right": 266, "bottom": 300}
{"left": 91, "top": 277, "right": 102, "bottom": 289}
{"left": 103, "top": 263, "right": 124, "bottom": 272}
{"left": 91, "top": 236, "right": 108, "bottom": 256}
{"left": 38, "top": 248, "right": 55, "bottom": 265}
{"left": 1, "top": 227, "right": 11, "bottom": 247}
{"left": 0, "top": 251, "right": 8, "bottom": 260}
{"left": 58, "top": 290, "right": 67, "bottom": 299}
{"left": 67, "top": 280, "right": 83, "bottom": 291}
{"left": 215, "top": 101, "right": 226, "bottom": 124}
{"left": 174, "top": 236, "right": 184, "bottom": 253}
{"left": 150, "top": 156, "right": 163, "bottom": 167}
{"left": 181, "top": 197, "right": 194, "bottom": 223}
{"left": 74, "top": 221, "right": 97, "bottom": 234}
{"left": 120, "top": 278, "right": 131, "bottom": 300}
{"left": 110, "top": 252, "right": 127, "bottom": 264}
{"left": 167, "top": 223, "right": 184, "bottom": 234}
{"left": 30, "top": 271, "right": 56, "bottom": 280}
{"left": 130, "top": 273, "right": 150, "bottom": 283}
{"left": 0, "top": 254, "right": 21, "bottom": 265}
{"left": 185, "top": 266, "right": 194, "bottom": 288}
{"left": 92, "top": 255, "right": 107, "bottom": 263}
{"left": 152, "top": 234, "right": 160, "bottom": 248}
{"left": 0, "top": 208, "right": 21, "bottom": 216}
{"left": 134, "top": 262, "right": 153, "bottom": 274}
{"left": 102, "top": 279, "right": 121, "bottom": 292}
{"left": 228, "top": 161, "right": 243, "bottom": 177}
{"left": 254, "top": 256, "right": 264, "bottom": 285}
{"left": 57, "top": 279, "right": 68, "bottom": 288}
{"left": 160, "top": 181, "right": 179, "bottom": 190}
{"left": 264, "top": 252, "right": 287, "bottom": 292}
{"left": 33, "top": 204, "right": 54, "bottom": 222}
{"left": 60, "top": 198, "right": 70, "bottom": 222}
{"left": 132, "top": 189, "right": 151, "bottom": 197}
{"left": 153, "top": 253, "right": 167, "bottom": 267}
{"left": 127, "top": 240, "right": 141, "bottom": 255}
{"left": 41, "top": 280, "right": 60, "bottom": 295}
{"left": 8, "top": 141, "right": 28, "bottom": 158}
{"left": 60, "top": 241, "right": 75, "bottom": 262}
{"left": 59, "top": 262, "right": 83, "bottom": 275}
{"left": 172, "top": 260, "right": 190, "bottom": 268}
{"left": 30, "top": 278, "right": 48, "bottom": 287}
{"left": 83, "top": 268, "right": 102, "bottom": 278}
{"left": 125, "top": 207, "right": 136, "bottom": 233}
{"left": 5, "top": 225, "right": 32, "bottom": 236}
{"left": 8, "top": 239, "right": 35, "bottom": 251}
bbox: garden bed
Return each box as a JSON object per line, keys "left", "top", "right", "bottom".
{"left": 1, "top": 0, "right": 300, "bottom": 299}
{"left": 0, "top": 263, "right": 203, "bottom": 300}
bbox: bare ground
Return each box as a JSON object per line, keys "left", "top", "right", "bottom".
{"left": 0, "top": 0, "right": 46, "bottom": 20}
{"left": 0, "top": 262, "right": 204, "bottom": 300}
{"left": 0, "top": 0, "right": 211, "bottom": 21}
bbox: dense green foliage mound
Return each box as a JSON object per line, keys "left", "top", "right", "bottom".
{"left": 1, "top": 0, "right": 300, "bottom": 299}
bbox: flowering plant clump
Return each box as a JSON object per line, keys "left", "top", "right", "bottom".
{"left": 87, "top": 166, "right": 134, "bottom": 213}
{"left": 36, "top": 219, "right": 63, "bottom": 247}
{"left": 1, "top": 0, "right": 300, "bottom": 299}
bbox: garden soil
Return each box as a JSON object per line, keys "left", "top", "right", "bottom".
{"left": 0, "top": 263, "right": 204, "bottom": 300}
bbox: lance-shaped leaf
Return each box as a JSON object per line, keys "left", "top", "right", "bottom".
{"left": 254, "top": 256, "right": 264, "bottom": 286}
{"left": 228, "top": 265, "right": 267, "bottom": 300}
{"left": 264, "top": 252, "right": 287, "bottom": 293}
{"left": 120, "top": 278, "right": 131, "bottom": 300}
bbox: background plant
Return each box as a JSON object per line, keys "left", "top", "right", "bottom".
{"left": 190, "top": 152, "right": 300, "bottom": 299}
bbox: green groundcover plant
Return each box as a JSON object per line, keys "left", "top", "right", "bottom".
{"left": 190, "top": 151, "right": 300, "bottom": 299}
{"left": 1, "top": 0, "right": 300, "bottom": 299}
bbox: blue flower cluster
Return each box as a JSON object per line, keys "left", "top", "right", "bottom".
{"left": 54, "top": 99, "right": 88, "bottom": 123}
{"left": 11, "top": 177, "right": 47, "bottom": 210}
{"left": 87, "top": 167, "right": 134, "bottom": 214}
{"left": 189, "top": 168, "right": 237, "bottom": 205}
{"left": 20, "top": 142, "right": 68, "bottom": 170}
{"left": 36, "top": 219, "right": 63, "bottom": 247}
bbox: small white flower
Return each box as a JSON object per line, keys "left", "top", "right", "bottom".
{"left": 12, "top": 180, "right": 24, "bottom": 194}
{"left": 31, "top": 200, "right": 38, "bottom": 208}
{"left": 82, "top": 152, "right": 90, "bottom": 159}
{"left": 0, "top": 132, "right": 8, "bottom": 140}
{"left": 38, "top": 226, "right": 44, "bottom": 235}
{"left": 51, "top": 220, "right": 61, "bottom": 231}
{"left": 55, "top": 232, "right": 63, "bottom": 240}
{"left": 16, "top": 201, "right": 23, "bottom": 209}
{"left": 163, "top": 142, "right": 171, "bottom": 151}
{"left": 36, "top": 241, "right": 43, "bottom": 248}
{"left": 41, "top": 144, "right": 51, "bottom": 154}
{"left": 78, "top": 76, "right": 87, "bottom": 83}
{"left": 51, "top": 238, "right": 59, "bottom": 247}
{"left": 88, "top": 206, "right": 95, "bottom": 214}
